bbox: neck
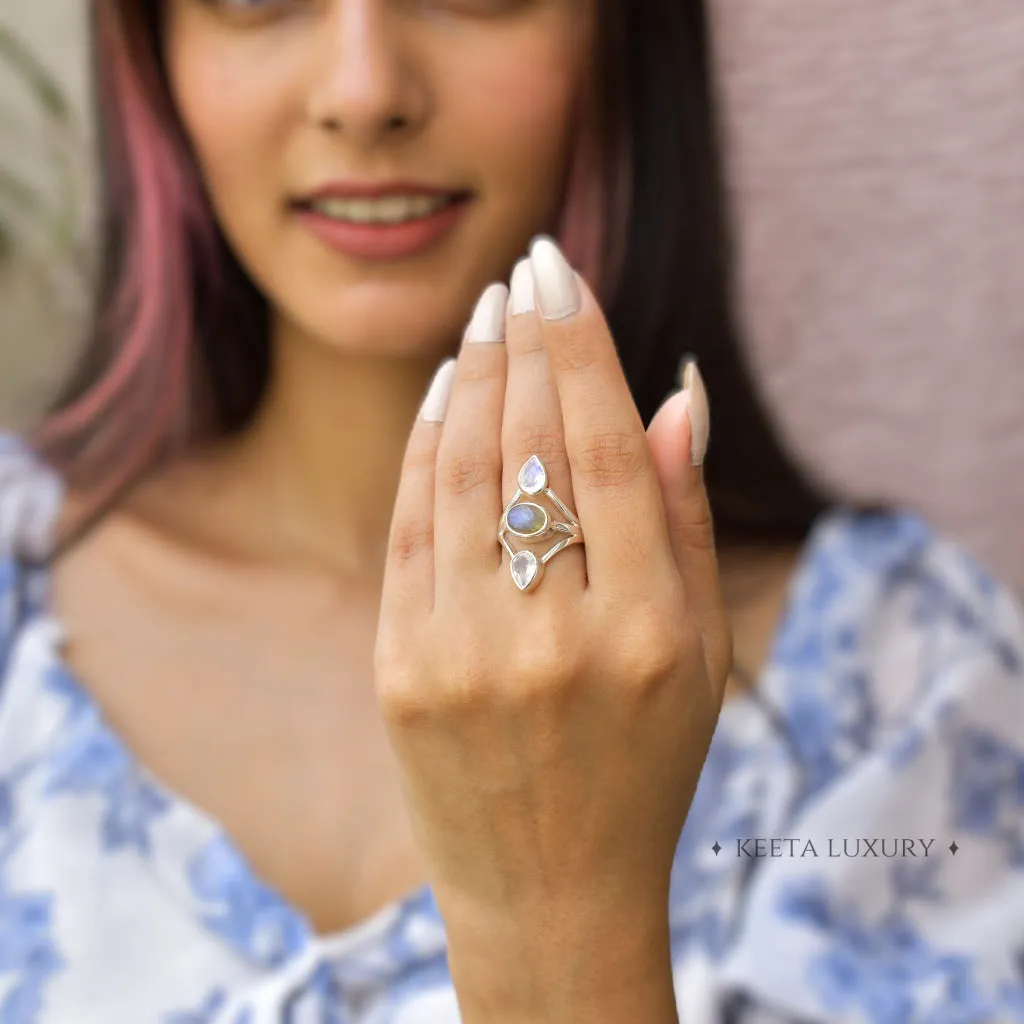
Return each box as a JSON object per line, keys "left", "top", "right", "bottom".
{"left": 226, "top": 314, "right": 456, "bottom": 579}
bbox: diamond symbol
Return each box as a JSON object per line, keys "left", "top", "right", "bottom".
{"left": 949, "top": 841, "right": 959, "bottom": 856}
{"left": 712, "top": 842, "right": 722, "bottom": 855}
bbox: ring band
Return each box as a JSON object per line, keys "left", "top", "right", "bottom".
{"left": 498, "top": 455, "right": 584, "bottom": 593}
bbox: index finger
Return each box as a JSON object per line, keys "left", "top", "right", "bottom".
{"left": 380, "top": 357, "right": 456, "bottom": 631}
{"left": 528, "top": 237, "right": 674, "bottom": 593}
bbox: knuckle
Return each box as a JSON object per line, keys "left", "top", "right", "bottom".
{"left": 376, "top": 635, "right": 493, "bottom": 725}
{"left": 437, "top": 451, "right": 493, "bottom": 498}
{"left": 389, "top": 517, "right": 433, "bottom": 565}
{"left": 676, "top": 497, "right": 717, "bottom": 553}
{"left": 373, "top": 627, "right": 429, "bottom": 725}
{"left": 598, "top": 598, "right": 692, "bottom": 692}
{"left": 375, "top": 665, "right": 429, "bottom": 728}
{"left": 571, "top": 430, "right": 646, "bottom": 490}
{"left": 615, "top": 608, "right": 686, "bottom": 687}
{"left": 508, "top": 622, "right": 579, "bottom": 698}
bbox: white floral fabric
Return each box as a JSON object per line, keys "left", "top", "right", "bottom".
{"left": 0, "top": 434, "right": 1022, "bottom": 1023}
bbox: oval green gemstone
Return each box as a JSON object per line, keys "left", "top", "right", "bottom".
{"left": 507, "top": 502, "right": 548, "bottom": 538}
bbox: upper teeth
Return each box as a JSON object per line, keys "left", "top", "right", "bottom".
{"left": 309, "top": 194, "right": 454, "bottom": 225}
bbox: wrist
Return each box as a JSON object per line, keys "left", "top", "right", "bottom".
{"left": 443, "top": 900, "right": 678, "bottom": 1024}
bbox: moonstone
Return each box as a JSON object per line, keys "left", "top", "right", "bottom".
{"left": 506, "top": 502, "right": 548, "bottom": 538}
{"left": 510, "top": 550, "right": 539, "bottom": 591}
{"left": 518, "top": 455, "right": 547, "bottom": 495}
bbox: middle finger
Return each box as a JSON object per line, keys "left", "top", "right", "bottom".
{"left": 500, "top": 258, "right": 587, "bottom": 595}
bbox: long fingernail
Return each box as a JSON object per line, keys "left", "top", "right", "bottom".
{"left": 420, "top": 357, "right": 457, "bottom": 423}
{"left": 509, "top": 258, "right": 535, "bottom": 316}
{"left": 530, "top": 236, "right": 580, "bottom": 320}
{"left": 680, "top": 358, "right": 710, "bottom": 466}
{"left": 465, "top": 283, "right": 509, "bottom": 343}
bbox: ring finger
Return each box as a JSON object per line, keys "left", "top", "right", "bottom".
{"left": 433, "top": 283, "right": 510, "bottom": 599}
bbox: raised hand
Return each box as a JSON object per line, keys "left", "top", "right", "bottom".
{"left": 374, "top": 236, "right": 731, "bottom": 1022}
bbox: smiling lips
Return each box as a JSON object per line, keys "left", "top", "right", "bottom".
{"left": 292, "top": 182, "right": 474, "bottom": 260}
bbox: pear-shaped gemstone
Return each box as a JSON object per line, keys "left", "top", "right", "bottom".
{"left": 518, "top": 455, "right": 547, "bottom": 495}
{"left": 510, "top": 550, "right": 539, "bottom": 591}
{"left": 506, "top": 502, "right": 548, "bottom": 538}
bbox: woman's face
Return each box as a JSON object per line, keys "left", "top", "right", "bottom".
{"left": 165, "top": 0, "right": 596, "bottom": 358}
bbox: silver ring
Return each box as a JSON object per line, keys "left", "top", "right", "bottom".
{"left": 498, "top": 455, "right": 584, "bottom": 593}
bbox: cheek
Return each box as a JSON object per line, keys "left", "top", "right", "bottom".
{"left": 447, "top": 27, "right": 589, "bottom": 207}
{"left": 164, "top": 21, "right": 299, "bottom": 226}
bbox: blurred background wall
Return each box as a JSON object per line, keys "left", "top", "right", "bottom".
{"left": 0, "top": 1, "right": 92, "bottom": 429}
{"left": 707, "top": 0, "right": 1024, "bottom": 596}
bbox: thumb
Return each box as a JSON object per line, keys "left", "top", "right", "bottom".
{"left": 647, "top": 359, "right": 732, "bottom": 693}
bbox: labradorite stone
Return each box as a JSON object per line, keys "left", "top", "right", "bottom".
{"left": 507, "top": 502, "right": 547, "bottom": 537}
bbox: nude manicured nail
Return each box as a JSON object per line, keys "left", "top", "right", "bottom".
{"left": 509, "top": 258, "right": 535, "bottom": 315}
{"left": 465, "top": 283, "right": 509, "bottom": 343}
{"left": 420, "top": 358, "right": 457, "bottom": 423}
{"left": 530, "top": 236, "right": 580, "bottom": 320}
{"left": 680, "top": 358, "right": 710, "bottom": 466}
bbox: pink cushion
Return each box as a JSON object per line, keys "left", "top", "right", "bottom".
{"left": 708, "top": 0, "right": 1024, "bottom": 595}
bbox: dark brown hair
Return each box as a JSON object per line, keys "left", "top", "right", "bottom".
{"left": 36, "top": 0, "right": 833, "bottom": 557}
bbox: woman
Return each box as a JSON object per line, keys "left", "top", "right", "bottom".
{"left": 0, "top": 0, "right": 1021, "bottom": 1021}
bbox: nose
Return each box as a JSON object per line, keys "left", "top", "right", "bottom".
{"left": 305, "top": 1, "right": 429, "bottom": 145}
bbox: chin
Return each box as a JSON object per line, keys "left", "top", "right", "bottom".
{"left": 295, "top": 296, "right": 463, "bottom": 361}
{"left": 268, "top": 238, "right": 505, "bottom": 355}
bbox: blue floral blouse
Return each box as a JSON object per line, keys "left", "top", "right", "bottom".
{"left": 0, "top": 433, "right": 1022, "bottom": 1023}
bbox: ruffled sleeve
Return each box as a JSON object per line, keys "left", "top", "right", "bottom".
{"left": 0, "top": 435, "right": 64, "bottom": 676}
{"left": 670, "top": 510, "right": 1024, "bottom": 1023}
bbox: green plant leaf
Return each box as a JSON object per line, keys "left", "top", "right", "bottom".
{"left": 0, "top": 25, "right": 87, "bottom": 284}
{"left": 0, "top": 167, "right": 43, "bottom": 211}
{"left": 0, "top": 25, "right": 70, "bottom": 123}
